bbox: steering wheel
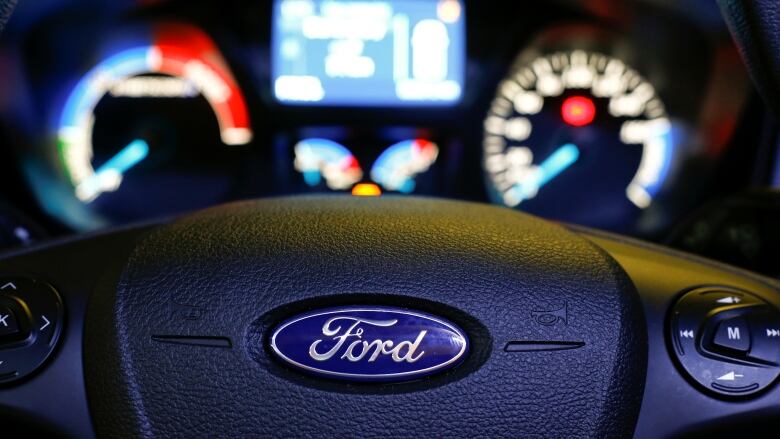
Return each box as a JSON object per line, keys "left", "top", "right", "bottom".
{"left": 1, "top": 2, "right": 780, "bottom": 438}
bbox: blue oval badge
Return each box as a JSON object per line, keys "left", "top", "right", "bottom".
{"left": 269, "top": 306, "right": 469, "bottom": 382}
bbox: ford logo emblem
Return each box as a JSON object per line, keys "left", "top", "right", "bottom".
{"left": 269, "top": 306, "right": 469, "bottom": 382}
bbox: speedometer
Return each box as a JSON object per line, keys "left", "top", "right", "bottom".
{"left": 483, "top": 49, "right": 673, "bottom": 229}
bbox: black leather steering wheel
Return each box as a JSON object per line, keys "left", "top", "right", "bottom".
{"left": 1, "top": 1, "right": 780, "bottom": 438}
{"left": 719, "top": 0, "right": 780, "bottom": 118}
{"left": 0, "top": 0, "right": 12, "bottom": 29}
{"left": 0, "top": 197, "right": 779, "bottom": 438}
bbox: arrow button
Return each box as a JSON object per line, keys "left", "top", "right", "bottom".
{"left": 0, "top": 306, "right": 20, "bottom": 337}
{"left": 745, "top": 309, "right": 780, "bottom": 365}
{"left": 40, "top": 316, "right": 51, "bottom": 331}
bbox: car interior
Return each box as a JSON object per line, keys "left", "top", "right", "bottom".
{"left": 0, "top": 0, "right": 779, "bottom": 437}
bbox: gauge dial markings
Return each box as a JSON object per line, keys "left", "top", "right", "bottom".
{"left": 483, "top": 50, "right": 674, "bottom": 214}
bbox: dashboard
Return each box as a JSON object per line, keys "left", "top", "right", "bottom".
{"left": 0, "top": 0, "right": 772, "bottom": 253}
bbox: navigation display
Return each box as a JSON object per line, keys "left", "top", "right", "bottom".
{"left": 272, "top": 0, "right": 465, "bottom": 106}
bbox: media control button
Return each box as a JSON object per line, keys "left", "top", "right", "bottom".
{"left": 712, "top": 317, "right": 750, "bottom": 352}
{"left": 669, "top": 287, "right": 780, "bottom": 398}
{"left": 745, "top": 309, "right": 780, "bottom": 365}
{"left": 0, "top": 276, "right": 64, "bottom": 385}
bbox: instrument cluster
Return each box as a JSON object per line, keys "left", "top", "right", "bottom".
{"left": 0, "top": 0, "right": 756, "bottom": 238}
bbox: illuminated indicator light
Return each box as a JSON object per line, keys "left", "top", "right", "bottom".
{"left": 352, "top": 183, "right": 382, "bottom": 197}
{"left": 370, "top": 139, "right": 438, "bottom": 193}
{"left": 437, "top": 0, "right": 462, "bottom": 24}
{"left": 75, "top": 139, "right": 149, "bottom": 202}
{"left": 561, "top": 96, "right": 596, "bottom": 127}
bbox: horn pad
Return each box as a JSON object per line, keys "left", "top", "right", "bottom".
{"left": 85, "top": 197, "right": 646, "bottom": 437}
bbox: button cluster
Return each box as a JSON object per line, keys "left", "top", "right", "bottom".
{"left": 0, "top": 277, "right": 64, "bottom": 384}
{"left": 669, "top": 287, "right": 780, "bottom": 397}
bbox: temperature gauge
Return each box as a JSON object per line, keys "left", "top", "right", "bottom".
{"left": 292, "top": 137, "right": 439, "bottom": 196}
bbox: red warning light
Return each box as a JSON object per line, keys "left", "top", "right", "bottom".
{"left": 561, "top": 96, "right": 596, "bottom": 127}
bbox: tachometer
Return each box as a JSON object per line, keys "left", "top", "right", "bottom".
{"left": 483, "top": 50, "right": 673, "bottom": 229}
{"left": 56, "top": 23, "right": 252, "bottom": 227}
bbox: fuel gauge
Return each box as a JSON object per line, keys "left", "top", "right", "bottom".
{"left": 291, "top": 135, "right": 439, "bottom": 196}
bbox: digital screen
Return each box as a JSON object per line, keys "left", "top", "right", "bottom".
{"left": 272, "top": 0, "right": 466, "bottom": 106}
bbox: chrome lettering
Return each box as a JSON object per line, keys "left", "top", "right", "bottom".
{"left": 308, "top": 316, "right": 427, "bottom": 363}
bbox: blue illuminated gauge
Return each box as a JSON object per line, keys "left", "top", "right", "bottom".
{"left": 293, "top": 139, "right": 363, "bottom": 190}
{"left": 293, "top": 138, "right": 439, "bottom": 196}
{"left": 371, "top": 139, "right": 438, "bottom": 193}
{"left": 483, "top": 50, "right": 674, "bottom": 230}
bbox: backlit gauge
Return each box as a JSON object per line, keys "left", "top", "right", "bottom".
{"left": 56, "top": 23, "right": 252, "bottom": 227}
{"left": 483, "top": 50, "right": 674, "bottom": 229}
{"left": 371, "top": 139, "right": 438, "bottom": 193}
{"left": 293, "top": 138, "right": 363, "bottom": 190}
{"left": 292, "top": 137, "right": 439, "bottom": 196}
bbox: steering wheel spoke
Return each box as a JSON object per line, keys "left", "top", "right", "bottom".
{"left": 584, "top": 229, "right": 780, "bottom": 437}
{"left": 0, "top": 226, "right": 151, "bottom": 438}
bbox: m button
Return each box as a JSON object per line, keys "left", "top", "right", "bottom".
{"left": 0, "top": 306, "right": 20, "bottom": 338}
{"left": 713, "top": 317, "right": 750, "bottom": 352}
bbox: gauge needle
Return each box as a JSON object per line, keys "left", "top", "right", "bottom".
{"left": 75, "top": 139, "right": 150, "bottom": 202}
{"left": 512, "top": 143, "right": 580, "bottom": 201}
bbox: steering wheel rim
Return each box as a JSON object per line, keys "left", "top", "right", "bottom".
{"left": 720, "top": 0, "right": 780, "bottom": 118}
{"left": 0, "top": 0, "right": 14, "bottom": 34}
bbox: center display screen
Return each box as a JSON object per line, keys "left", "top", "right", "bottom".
{"left": 272, "top": 0, "right": 466, "bottom": 106}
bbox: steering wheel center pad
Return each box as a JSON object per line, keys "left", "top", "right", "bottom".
{"left": 84, "top": 196, "right": 646, "bottom": 437}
